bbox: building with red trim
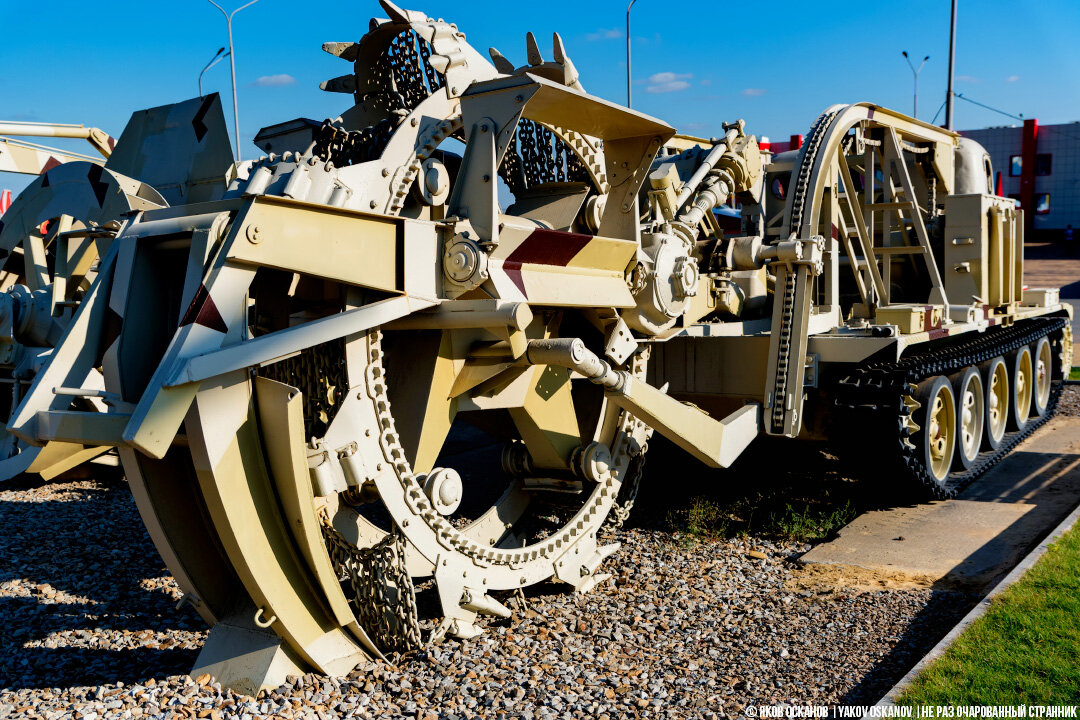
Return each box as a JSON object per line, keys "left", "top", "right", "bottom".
{"left": 959, "top": 120, "right": 1079, "bottom": 241}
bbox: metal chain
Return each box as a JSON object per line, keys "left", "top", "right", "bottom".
{"left": 769, "top": 270, "right": 799, "bottom": 431}
{"left": 387, "top": 114, "right": 464, "bottom": 215}
{"left": 320, "top": 511, "right": 423, "bottom": 654}
{"left": 385, "top": 29, "right": 443, "bottom": 111}
{"left": 788, "top": 109, "right": 839, "bottom": 236}
{"left": 608, "top": 442, "right": 647, "bottom": 529}
{"left": 607, "top": 350, "right": 653, "bottom": 528}
{"left": 499, "top": 119, "right": 591, "bottom": 196}
{"left": 311, "top": 118, "right": 396, "bottom": 168}
{"left": 257, "top": 338, "right": 348, "bottom": 440}
{"left": 257, "top": 336, "right": 422, "bottom": 652}
{"left": 311, "top": 29, "right": 446, "bottom": 168}
{"left": 364, "top": 328, "right": 651, "bottom": 565}
{"left": 766, "top": 108, "right": 839, "bottom": 433}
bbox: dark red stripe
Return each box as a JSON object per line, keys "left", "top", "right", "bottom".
{"left": 922, "top": 305, "right": 943, "bottom": 331}
{"left": 180, "top": 283, "right": 228, "bottom": 333}
{"left": 502, "top": 229, "right": 592, "bottom": 297}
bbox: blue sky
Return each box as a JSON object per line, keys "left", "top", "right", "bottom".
{"left": 3, "top": 0, "right": 1079, "bottom": 196}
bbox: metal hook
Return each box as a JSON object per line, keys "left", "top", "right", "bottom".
{"left": 253, "top": 607, "right": 277, "bottom": 628}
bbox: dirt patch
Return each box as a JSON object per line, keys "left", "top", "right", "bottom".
{"left": 788, "top": 561, "right": 945, "bottom": 594}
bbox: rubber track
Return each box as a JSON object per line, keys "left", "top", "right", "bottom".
{"left": 835, "top": 316, "right": 1068, "bottom": 499}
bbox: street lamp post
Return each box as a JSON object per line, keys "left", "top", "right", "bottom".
{"left": 626, "top": 0, "right": 638, "bottom": 108}
{"left": 207, "top": 0, "right": 260, "bottom": 160}
{"left": 198, "top": 47, "right": 229, "bottom": 98}
{"left": 945, "top": 0, "right": 957, "bottom": 129}
{"left": 902, "top": 51, "right": 929, "bottom": 119}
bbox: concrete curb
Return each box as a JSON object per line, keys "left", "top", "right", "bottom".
{"left": 862, "top": 498, "right": 1080, "bottom": 716}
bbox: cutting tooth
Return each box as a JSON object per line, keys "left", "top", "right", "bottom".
{"left": 428, "top": 54, "right": 448, "bottom": 73}
{"left": 322, "top": 42, "right": 360, "bottom": 62}
{"left": 429, "top": 51, "right": 466, "bottom": 74}
{"left": 461, "top": 590, "right": 511, "bottom": 618}
{"left": 551, "top": 32, "right": 567, "bottom": 64}
{"left": 488, "top": 46, "right": 515, "bottom": 74}
{"left": 577, "top": 572, "right": 611, "bottom": 594}
{"left": 449, "top": 619, "right": 483, "bottom": 640}
{"left": 552, "top": 33, "right": 583, "bottom": 90}
{"left": 378, "top": 0, "right": 410, "bottom": 23}
{"left": 525, "top": 31, "right": 543, "bottom": 65}
{"left": 320, "top": 74, "right": 358, "bottom": 94}
{"left": 595, "top": 542, "right": 621, "bottom": 562}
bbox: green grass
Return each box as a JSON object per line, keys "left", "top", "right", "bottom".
{"left": 896, "top": 522, "right": 1080, "bottom": 705}
{"left": 670, "top": 494, "right": 857, "bottom": 543}
{"left": 1069, "top": 366, "right": 1080, "bottom": 381}
{"left": 635, "top": 436, "right": 870, "bottom": 544}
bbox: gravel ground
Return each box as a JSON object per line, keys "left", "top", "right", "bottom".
{"left": 0, "top": 465, "right": 977, "bottom": 719}
{"left": 1057, "top": 384, "right": 1080, "bottom": 417}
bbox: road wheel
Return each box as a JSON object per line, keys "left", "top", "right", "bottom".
{"left": 950, "top": 366, "right": 984, "bottom": 471}
{"left": 980, "top": 357, "right": 1009, "bottom": 450}
{"left": 1031, "top": 336, "right": 1053, "bottom": 418}
{"left": 913, "top": 375, "right": 957, "bottom": 491}
{"left": 1007, "top": 345, "right": 1034, "bottom": 431}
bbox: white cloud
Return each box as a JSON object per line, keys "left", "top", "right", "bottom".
{"left": 700, "top": 79, "right": 712, "bottom": 86}
{"left": 1006, "top": 74, "right": 1020, "bottom": 82}
{"left": 586, "top": 27, "right": 623, "bottom": 41}
{"left": 646, "top": 80, "right": 690, "bottom": 93}
{"left": 252, "top": 74, "right": 296, "bottom": 87}
{"left": 742, "top": 88, "right": 766, "bottom": 97}
{"left": 957, "top": 74, "right": 981, "bottom": 83}
{"left": 645, "top": 71, "right": 692, "bottom": 93}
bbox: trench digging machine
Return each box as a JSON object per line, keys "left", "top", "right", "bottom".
{"left": 6, "top": 0, "right": 1070, "bottom": 691}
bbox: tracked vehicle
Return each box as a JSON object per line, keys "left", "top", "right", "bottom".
{"left": 7, "top": 0, "right": 1069, "bottom": 691}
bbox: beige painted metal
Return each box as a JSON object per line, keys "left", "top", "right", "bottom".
{"left": 0, "top": 137, "right": 104, "bottom": 175}
{"left": 255, "top": 377, "right": 384, "bottom": 659}
{"left": 0, "top": 164, "right": 166, "bottom": 481}
{"left": 187, "top": 375, "right": 369, "bottom": 675}
{"left": 0, "top": 121, "right": 113, "bottom": 164}
{"left": 4, "top": 0, "right": 1072, "bottom": 692}
{"left": 165, "top": 294, "right": 437, "bottom": 388}
{"left": 227, "top": 196, "right": 408, "bottom": 294}
{"left": 189, "top": 614, "right": 306, "bottom": 696}
{"left": 0, "top": 94, "right": 232, "bottom": 482}
{"left": 525, "top": 336, "right": 760, "bottom": 467}
{"left": 944, "top": 194, "right": 1023, "bottom": 309}
{"left": 104, "top": 94, "right": 234, "bottom": 205}
{"left": 611, "top": 380, "right": 760, "bottom": 468}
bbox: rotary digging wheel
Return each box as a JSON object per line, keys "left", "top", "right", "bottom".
{"left": 255, "top": 319, "right": 650, "bottom": 647}
{"left": 256, "top": 26, "right": 638, "bottom": 646}
{"left": 66, "top": 0, "right": 649, "bottom": 665}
